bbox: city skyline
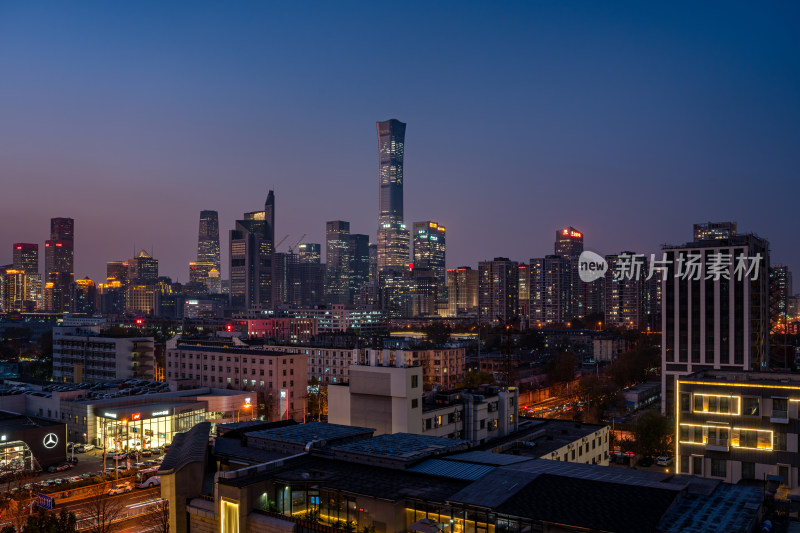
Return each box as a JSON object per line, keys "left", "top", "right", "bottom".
{"left": 1, "top": 2, "right": 799, "bottom": 283}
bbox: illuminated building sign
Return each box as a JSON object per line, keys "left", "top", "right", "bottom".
{"left": 131, "top": 413, "right": 141, "bottom": 421}
{"left": 151, "top": 410, "right": 169, "bottom": 417}
{"left": 104, "top": 412, "right": 117, "bottom": 419}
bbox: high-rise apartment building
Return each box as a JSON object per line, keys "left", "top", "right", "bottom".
{"left": 376, "top": 119, "right": 409, "bottom": 272}
{"left": 555, "top": 227, "right": 584, "bottom": 258}
{"left": 325, "top": 221, "right": 351, "bottom": 306}
{"left": 229, "top": 191, "right": 275, "bottom": 309}
{"left": 554, "top": 227, "right": 586, "bottom": 320}
{"left": 297, "top": 243, "right": 325, "bottom": 307}
{"left": 603, "top": 252, "right": 648, "bottom": 330}
{"left": 198, "top": 210, "right": 221, "bottom": 273}
{"left": 478, "top": 258, "right": 519, "bottom": 326}
{"left": 44, "top": 217, "right": 74, "bottom": 312}
{"left": 447, "top": 267, "right": 478, "bottom": 315}
{"left": 529, "top": 255, "right": 572, "bottom": 326}
{"left": 661, "top": 230, "right": 770, "bottom": 415}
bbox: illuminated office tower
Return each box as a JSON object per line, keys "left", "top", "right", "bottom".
{"left": 447, "top": 267, "right": 478, "bottom": 315}
{"left": 13, "top": 243, "right": 38, "bottom": 274}
{"left": 478, "top": 258, "right": 519, "bottom": 326}
{"left": 412, "top": 222, "right": 446, "bottom": 302}
{"left": 189, "top": 261, "right": 218, "bottom": 292}
{"left": 44, "top": 217, "right": 74, "bottom": 312}
{"left": 376, "top": 119, "right": 409, "bottom": 272}
{"left": 2, "top": 269, "right": 28, "bottom": 312}
{"left": 554, "top": 226, "right": 586, "bottom": 319}
{"left": 661, "top": 229, "right": 769, "bottom": 415}
{"left": 13, "top": 243, "right": 41, "bottom": 309}
{"left": 198, "top": 210, "right": 221, "bottom": 274}
{"left": 69, "top": 277, "right": 96, "bottom": 314}
{"left": 229, "top": 191, "right": 275, "bottom": 310}
{"left": 298, "top": 243, "right": 321, "bottom": 264}
{"left": 106, "top": 261, "right": 129, "bottom": 284}
{"left": 325, "top": 221, "right": 351, "bottom": 306}
{"left": 128, "top": 250, "right": 159, "bottom": 283}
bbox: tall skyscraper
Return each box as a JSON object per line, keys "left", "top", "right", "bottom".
{"left": 553, "top": 226, "right": 586, "bottom": 320}
{"left": 13, "top": 243, "right": 38, "bottom": 274}
{"left": 44, "top": 217, "right": 74, "bottom": 312}
{"left": 412, "top": 222, "right": 446, "bottom": 302}
{"left": 198, "top": 210, "right": 221, "bottom": 274}
{"left": 13, "top": 243, "right": 41, "bottom": 309}
{"left": 229, "top": 190, "right": 275, "bottom": 310}
{"left": 349, "top": 234, "right": 370, "bottom": 304}
{"left": 555, "top": 227, "right": 584, "bottom": 258}
{"left": 478, "top": 258, "right": 519, "bottom": 326}
{"left": 661, "top": 229, "right": 770, "bottom": 414}
{"left": 325, "top": 221, "right": 351, "bottom": 306}
{"left": 376, "top": 119, "right": 409, "bottom": 272}
{"left": 128, "top": 250, "right": 159, "bottom": 283}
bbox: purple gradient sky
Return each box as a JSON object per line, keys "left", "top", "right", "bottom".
{"left": 1, "top": 2, "right": 799, "bottom": 285}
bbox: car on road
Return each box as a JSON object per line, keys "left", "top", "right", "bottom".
{"left": 106, "top": 451, "right": 127, "bottom": 459}
{"left": 107, "top": 484, "right": 132, "bottom": 496}
{"left": 656, "top": 456, "right": 673, "bottom": 467}
{"left": 47, "top": 463, "right": 72, "bottom": 473}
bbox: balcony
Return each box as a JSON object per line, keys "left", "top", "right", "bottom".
{"left": 706, "top": 438, "right": 729, "bottom": 452}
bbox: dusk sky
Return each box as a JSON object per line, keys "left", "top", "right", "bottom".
{"left": 1, "top": 2, "right": 798, "bottom": 284}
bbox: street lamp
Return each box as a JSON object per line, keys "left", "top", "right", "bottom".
{"left": 237, "top": 403, "right": 252, "bottom": 423}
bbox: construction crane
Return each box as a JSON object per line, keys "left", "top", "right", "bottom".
{"left": 276, "top": 234, "right": 289, "bottom": 250}
{"left": 288, "top": 234, "right": 307, "bottom": 254}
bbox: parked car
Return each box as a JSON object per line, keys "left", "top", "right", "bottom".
{"left": 47, "top": 463, "right": 72, "bottom": 473}
{"left": 107, "top": 484, "right": 132, "bottom": 496}
{"left": 637, "top": 456, "right": 655, "bottom": 467}
{"left": 656, "top": 456, "right": 673, "bottom": 467}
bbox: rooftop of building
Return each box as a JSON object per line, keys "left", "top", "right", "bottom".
{"left": 245, "top": 421, "right": 374, "bottom": 445}
{"left": 331, "top": 433, "right": 470, "bottom": 466}
{"left": 472, "top": 417, "right": 606, "bottom": 457}
{"left": 662, "top": 233, "right": 768, "bottom": 250}
{"left": 680, "top": 369, "right": 800, "bottom": 389}
{"left": 0, "top": 410, "right": 64, "bottom": 432}
{"left": 657, "top": 482, "right": 762, "bottom": 533}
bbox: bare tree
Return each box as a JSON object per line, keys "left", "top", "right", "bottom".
{"left": 83, "top": 483, "right": 126, "bottom": 533}
{"left": 140, "top": 499, "right": 169, "bottom": 533}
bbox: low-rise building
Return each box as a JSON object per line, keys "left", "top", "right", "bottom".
{"left": 360, "top": 344, "right": 466, "bottom": 390}
{"left": 677, "top": 369, "right": 800, "bottom": 487}
{"left": 165, "top": 339, "right": 307, "bottom": 421}
{"left": 53, "top": 324, "right": 154, "bottom": 382}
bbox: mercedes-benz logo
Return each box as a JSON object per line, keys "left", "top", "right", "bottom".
{"left": 43, "top": 433, "right": 58, "bottom": 449}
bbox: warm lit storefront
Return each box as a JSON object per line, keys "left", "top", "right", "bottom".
{"left": 95, "top": 402, "right": 206, "bottom": 451}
